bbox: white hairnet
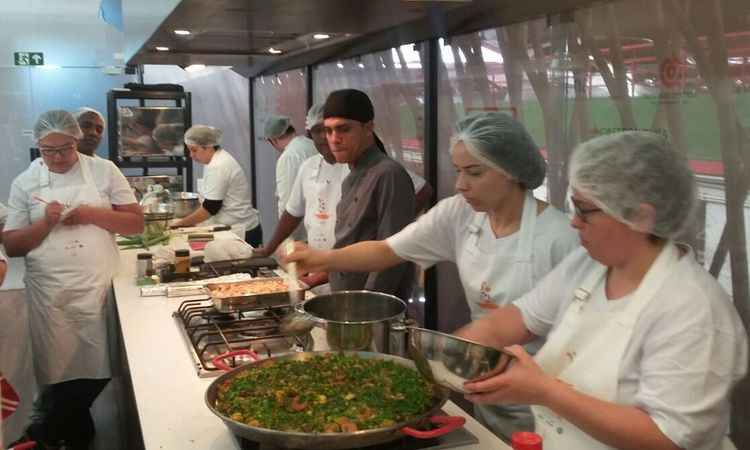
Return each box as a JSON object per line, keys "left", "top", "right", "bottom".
{"left": 33, "top": 110, "right": 83, "bottom": 143}
{"left": 74, "top": 106, "right": 105, "bottom": 124}
{"left": 569, "top": 131, "right": 696, "bottom": 238}
{"left": 184, "top": 125, "right": 222, "bottom": 147}
{"left": 263, "top": 115, "right": 291, "bottom": 139}
{"left": 451, "top": 112, "right": 546, "bottom": 189}
{"left": 305, "top": 103, "right": 325, "bottom": 130}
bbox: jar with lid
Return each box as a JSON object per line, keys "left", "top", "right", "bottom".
{"left": 136, "top": 253, "right": 153, "bottom": 278}
{"left": 174, "top": 249, "right": 190, "bottom": 273}
{"left": 511, "top": 432, "right": 542, "bottom": 450}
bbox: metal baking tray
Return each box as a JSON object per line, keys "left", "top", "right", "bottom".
{"left": 205, "top": 277, "right": 308, "bottom": 313}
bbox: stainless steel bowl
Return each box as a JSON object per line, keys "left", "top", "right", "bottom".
{"left": 407, "top": 327, "right": 513, "bottom": 394}
{"left": 171, "top": 192, "right": 201, "bottom": 218}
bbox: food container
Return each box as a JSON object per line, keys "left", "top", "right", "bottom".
{"left": 407, "top": 327, "right": 513, "bottom": 394}
{"left": 174, "top": 249, "right": 190, "bottom": 273}
{"left": 296, "top": 291, "right": 410, "bottom": 354}
{"left": 172, "top": 192, "right": 201, "bottom": 218}
{"left": 136, "top": 253, "right": 153, "bottom": 278}
{"left": 205, "top": 277, "right": 308, "bottom": 313}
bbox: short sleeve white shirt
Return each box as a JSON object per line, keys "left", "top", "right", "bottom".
{"left": 285, "top": 155, "right": 349, "bottom": 250}
{"left": 0, "top": 202, "right": 7, "bottom": 225}
{"left": 513, "top": 247, "right": 748, "bottom": 450}
{"left": 5, "top": 155, "right": 136, "bottom": 231}
{"left": 201, "top": 149, "right": 260, "bottom": 231}
{"left": 387, "top": 194, "right": 579, "bottom": 318}
{"left": 276, "top": 136, "right": 317, "bottom": 218}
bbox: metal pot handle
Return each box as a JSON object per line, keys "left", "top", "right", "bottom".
{"left": 211, "top": 349, "right": 259, "bottom": 372}
{"left": 401, "top": 415, "right": 466, "bottom": 439}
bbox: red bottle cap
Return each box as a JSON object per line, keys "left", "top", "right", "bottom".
{"left": 511, "top": 431, "right": 543, "bottom": 450}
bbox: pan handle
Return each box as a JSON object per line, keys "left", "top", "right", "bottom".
{"left": 212, "top": 349, "right": 259, "bottom": 372}
{"left": 401, "top": 415, "right": 465, "bottom": 439}
{"left": 12, "top": 442, "right": 37, "bottom": 450}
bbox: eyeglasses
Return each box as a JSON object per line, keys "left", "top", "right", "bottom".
{"left": 39, "top": 143, "right": 75, "bottom": 157}
{"left": 571, "top": 198, "right": 603, "bottom": 223}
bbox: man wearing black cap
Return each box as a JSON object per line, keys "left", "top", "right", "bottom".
{"left": 322, "top": 89, "right": 416, "bottom": 300}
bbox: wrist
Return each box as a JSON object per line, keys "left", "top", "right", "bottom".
{"left": 537, "top": 375, "right": 573, "bottom": 408}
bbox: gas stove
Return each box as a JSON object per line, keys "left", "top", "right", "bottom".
{"left": 161, "top": 256, "right": 279, "bottom": 283}
{"left": 174, "top": 299, "right": 313, "bottom": 377}
{"left": 171, "top": 257, "right": 313, "bottom": 377}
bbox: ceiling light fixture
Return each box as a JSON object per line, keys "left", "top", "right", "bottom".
{"left": 174, "top": 29, "right": 191, "bottom": 36}
{"left": 155, "top": 46, "right": 170, "bottom": 51}
{"left": 268, "top": 47, "right": 283, "bottom": 54}
{"left": 313, "top": 33, "right": 330, "bottom": 40}
{"left": 185, "top": 64, "right": 206, "bottom": 73}
{"left": 337, "top": 62, "right": 344, "bottom": 69}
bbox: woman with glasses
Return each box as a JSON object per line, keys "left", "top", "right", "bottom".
{"left": 286, "top": 111, "right": 579, "bottom": 439}
{"left": 2, "top": 110, "right": 144, "bottom": 450}
{"left": 457, "top": 131, "right": 747, "bottom": 450}
{"left": 170, "top": 125, "right": 262, "bottom": 246}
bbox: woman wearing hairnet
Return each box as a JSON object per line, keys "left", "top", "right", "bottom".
{"left": 171, "top": 125, "right": 262, "bottom": 245}
{"left": 457, "top": 131, "right": 747, "bottom": 450}
{"left": 286, "top": 112, "right": 579, "bottom": 438}
{"left": 3, "top": 110, "right": 144, "bottom": 449}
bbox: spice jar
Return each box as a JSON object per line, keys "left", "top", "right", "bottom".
{"left": 511, "top": 431, "right": 542, "bottom": 450}
{"left": 136, "top": 253, "right": 153, "bottom": 278}
{"left": 174, "top": 249, "right": 191, "bottom": 273}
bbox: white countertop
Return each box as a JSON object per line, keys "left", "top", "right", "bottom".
{"left": 111, "top": 233, "right": 511, "bottom": 450}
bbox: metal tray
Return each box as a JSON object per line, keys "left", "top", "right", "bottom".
{"left": 205, "top": 277, "right": 308, "bottom": 313}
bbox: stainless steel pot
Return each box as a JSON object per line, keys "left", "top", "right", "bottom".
{"left": 171, "top": 192, "right": 201, "bottom": 218}
{"left": 206, "top": 350, "right": 463, "bottom": 449}
{"left": 296, "top": 290, "right": 410, "bottom": 354}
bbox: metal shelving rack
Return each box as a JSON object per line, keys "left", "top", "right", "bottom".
{"left": 106, "top": 89, "right": 194, "bottom": 191}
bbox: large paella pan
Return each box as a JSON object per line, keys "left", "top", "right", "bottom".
{"left": 205, "top": 350, "right": 465, "bottom": 449}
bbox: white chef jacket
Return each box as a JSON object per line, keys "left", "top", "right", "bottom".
{"left": 200, "top": 149, "right": 260, "bottom": 231}
{"left": 387, "top": 194, "right": 579, "bottom": 319}
{"left": 5, "top": 155, "right": 136, "bottom": 231}
{"left": 276, "top": 136, "right": 317, "bottom": 217}
{"left": 514, "top": 247, "right": 748, "bottom": 450}
{"left": 285, "top": 156, "right": 429, "bottom": 250}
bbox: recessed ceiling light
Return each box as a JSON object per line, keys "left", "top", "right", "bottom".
{"left": 185, "top": 64, "right": 206, "bottom": 72}
{"left": 155, "top": 46, "right": 170, "bottom": 51}
{"left": 336, "top": 62, "right": 344, "bottom": 69}
{"left": 313, "top": 33, "right": 330, "bottom": 40}
{"left": 174, "top": 29, "right": 191, "bottom": 36}
{"left": 357, "top": 63, "right": 365, "bottom": 69}
{"left": 268, "top": 47, "right": 283, "bottom": 54}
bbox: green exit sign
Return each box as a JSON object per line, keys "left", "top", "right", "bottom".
{"left": 14, "top": 52, "right": 44, "bottom": 66}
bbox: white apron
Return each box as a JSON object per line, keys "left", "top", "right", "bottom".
{"left": 25, "top": 158, "right": 119, "bottom": 386}
{"left": 305, "top": 158, "right": 342, "bottom": 251}
{"left": 531, "top": 242, "right": 734, "bottom": 450}
{"left": 465, "top": 191, "right": 538, "bottom": 440}
{"left": 0, "top": 288, "right": 35, "bottom": 446}
{"left": 196, "top": 179, "right": 248, "bottom": 240}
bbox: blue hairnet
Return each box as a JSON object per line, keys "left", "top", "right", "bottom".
{"left": 569, "top": 131, "right": 696, "bottom": 238}
{"left": 451, "top": 112, "right": 546, "bottom": 189}
{"left": 263, "top": 115, "right": 291, "bottom": 139}
{"left": 305, "top": 103, "right": 325, "bottom": 130}
{"left": 184, "top": 125, "right": 222, "bottom": 147}
{"left": 33, "top": 110, "right": 83, "bottom": 143}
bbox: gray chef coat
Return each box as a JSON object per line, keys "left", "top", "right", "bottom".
{"left": 330, "top": 145, "right": 416, "bottom": 300}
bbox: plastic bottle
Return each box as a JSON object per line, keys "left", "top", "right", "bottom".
{"left": 511, "top": 431, "right": 542, "bottom": 450}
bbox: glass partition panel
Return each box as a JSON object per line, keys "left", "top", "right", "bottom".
{"left": 313, "top": 45, "right": 426, "bottom": 177}
{"left": 252, "top": 69, "right": 307, "bottom": 235}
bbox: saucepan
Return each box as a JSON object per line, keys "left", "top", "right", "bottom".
{"left": 288, "top": 291, "right": 411, "bottom": 354}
